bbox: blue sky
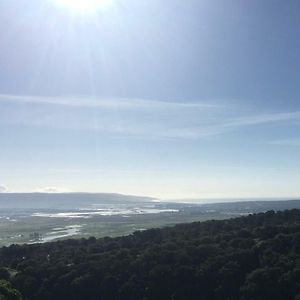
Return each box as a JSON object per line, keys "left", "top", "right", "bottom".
{"left": 0, "top": 0, "right": 300, "bottom": 199}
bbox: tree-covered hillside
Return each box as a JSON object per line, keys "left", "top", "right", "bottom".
{"left": 0, "top": 209, "right": 299, "bottom": 300}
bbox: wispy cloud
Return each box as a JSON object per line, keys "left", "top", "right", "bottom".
{"left": 225, "top": 112, "right": 300, "bottom": 127}
{"left": 0, "top": 94, "right": 299, "bottom": 140}
{"left": 0, "top": 94, "right": 220, "bottom": 110}
{"left": 269, "top": 138, "right": 300, "bottom": 146}
{"left": 33, "top": 186, "right": 71, "bottom": 193}
{"left": 159, "top": 112, "right": 300, "bottom": 139}
{"left": 211, "top": 111, "right": 300, "bottom": 137}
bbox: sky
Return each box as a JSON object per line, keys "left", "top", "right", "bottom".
{"left": 0, "top": 0, "right": 300, "bottom": 200}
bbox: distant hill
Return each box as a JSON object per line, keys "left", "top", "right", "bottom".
{"left": 0, "top": 193, "right": 299, "bottom": 212}
{"left": 0, "top": 209, "right": 299, "bottom": 300}
{"left": 200, "top": 199, "right": 300, "bottom": 213}
{"left": 0, "top": 193, "right": 155, "bottom": 210}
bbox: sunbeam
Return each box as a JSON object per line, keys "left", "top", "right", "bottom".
{"left": 52, "top": 0, "right": 113, "bottom": 14}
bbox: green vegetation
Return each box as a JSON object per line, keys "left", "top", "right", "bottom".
{"left": 0, "top": 207, "right": 227, "bottom": 246}
{"left": 0, "top": 209, "right": 299, "bottom": 299}
{"left": 0, "top": 280, "right": 22, "bottom": 300}
{"left": 1, "top": 199, "right": 299, "bottom": 247}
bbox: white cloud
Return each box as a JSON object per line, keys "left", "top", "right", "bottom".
{"left": 33, "top": 186, "right": 71, "bottom": 193}
{"left": 156, "top": 112, "right": 300, "bottom": 139}
{"left": 225, "top": 112, "right": 300, "bottom": 127}
{"left": 0, "top": 94, "right": 299, "bottom": 140}
{"left": 0, "top": 185, "right": 9, "bottom": 193}
{"left": 0, "top": 94, "right": 220, "bottom": 111}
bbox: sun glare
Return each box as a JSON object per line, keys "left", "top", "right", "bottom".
{"left": 52, "top": 0, "right": 112, "bottom": 14}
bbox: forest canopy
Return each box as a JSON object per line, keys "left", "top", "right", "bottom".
{"left": 0, "top": 209, "right": 299, "bottom": 300}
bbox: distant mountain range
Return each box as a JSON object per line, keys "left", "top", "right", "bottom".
{"left": 199, "top": 199, "right": 300, "bottom": 213}
{"left": 0, "top": 193, "right": 299, "bottom": 213}
{"left": 0, "top": 193, "right": 155, "bottom": 209}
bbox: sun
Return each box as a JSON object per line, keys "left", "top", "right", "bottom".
{"left": 52, "top": 0, "right": 113, "bottom": 14}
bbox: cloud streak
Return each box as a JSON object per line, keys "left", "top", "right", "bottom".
{"left": 0, "top": 94, "right": 299, "bottom": 140}
{"left": 0, "top": 94, "right": 220, "bottom": 111}
{"left": 159, "top": 111, "right": 300, "bottom": 139}
{"left": 269, "top": 138, "right": 300, "bottom": 146}
{"left": 225, "top": 112, "right": 300, "bottom": 127}
{"left": 33, "top": 186, "right": 71, "bottom": 193}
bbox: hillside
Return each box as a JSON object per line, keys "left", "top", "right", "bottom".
{"left": 0, "top": 193, "right": 154, "bottom": 210}
{"left": 0, "top": 209, "right": 299, "bottom": 300}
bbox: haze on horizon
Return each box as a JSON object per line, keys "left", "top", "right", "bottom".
{"left": 0, "top": 0, "right": 300, "bottom": 199}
